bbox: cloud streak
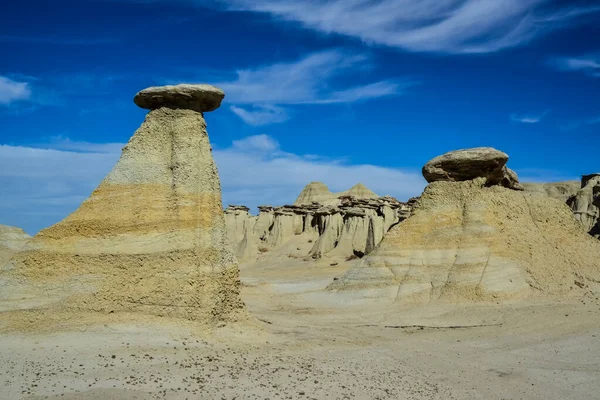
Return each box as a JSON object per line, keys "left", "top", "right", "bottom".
{"left": 510, "top": 110, "right": 549, "bottom": 124}
{"left": 230, "top": 105, "right": 289, "bottom": 126}
{"left": 215, "top": 0, "right": 600, "bottom": 54}
{"left": 211, "top": 49, "right": 414, "bottom": 125}
{"left": 549, "top": 54, "right": 600, "bottom": 77}
{"left": 0, "top": 76, "right": 31, "bottom": 105}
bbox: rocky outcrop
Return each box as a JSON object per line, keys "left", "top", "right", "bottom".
{"left": 1, "top": 84, "right": 246, "bottom": 326}
{"left": 524, "top": 175, "right": 600, "bottom": 240}
{"left": 294, "top": 182, "right": 379, "bottom": 206}
{"left": 0, "top": 225, "right": 30, "bottom": 268}
{"left": 294, "top": 182, "right": 339, "bottom": 206}
{"left": 134, "top": 84, "right": 225, "bottom": 113}
{"left": 225, "top": 194, "right": 416, "bottom": 262}
{"left": 522, "top": 181, "right": 580, "bottom": 203}
{"left": 422, "top": 147, "right": 523, "bottom": 190}
{"left": 571, "top": 173, "right": 600, "bottom": 237}
{"left": 342, "top": 183, "right": 378, "bottom": 200}
{"left": 331, "top": 149, "right": 600, "bottom": 304}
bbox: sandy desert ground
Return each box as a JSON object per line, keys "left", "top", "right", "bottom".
{"left": 2, "top": 255, "right": 599, "bottom": 400}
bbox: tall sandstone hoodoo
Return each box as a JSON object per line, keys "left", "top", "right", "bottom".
{"left": 1, "top": 84, "right": 245, "bottom": 325}
{"left": 331, "top": 148, "right": 600, "bottom": 304}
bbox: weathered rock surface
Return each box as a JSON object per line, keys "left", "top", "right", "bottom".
{"left": 571, "top": 173, "right": 600, "bottom": 237}
{"left": 342, "top": 183, "right": 379, "bottom": 200}
{"left": 225, "top": 193, "right": 416, "bottom": 262}
{"left": 134, "top": 84, "right": 225, "bottom": 113}
{"left": 294, "top": 182, "right": 379, "bottom": 206}
{"left": 422, "top": 147, "right": 523, "bottom": 190}
{"left": 331, "top": 151, "right": 600, "bottom": 304}
{"left": 1, "top": 88, "right": 245, "bottom": 327}
{"left": 522, "top": 181, "right": 580, "bottom": 203}
{"left": 294, "top": 182, "right": 339, "bottom": 206}
{"left": 0, "top": 225, "right": 30, "bottom": 268}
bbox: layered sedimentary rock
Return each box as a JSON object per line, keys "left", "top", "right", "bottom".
{"left": 225, "top": 193, "right": 416, "bottom": 262}
{"left": 1, "top": 84, "right": 245, "bottom": 325}
{"left": 294, "top": 182, "right": 339, "bottom": 206}
{"left": 522, "top": 181, "right": 580, "bottom": 203}
{"left": 343, "top": 183, "right": 379, "bottom": 200}
{"left": 294, "top": 182, "right": 379, "bottom": 206}
{"left": 0, "top": 225, "right": 31, "bottom": 267}
{"left": 423, "top": 147, "right": 523, "bottom": 190}
{"left": 331, "top": 148, "right": 600, "bottom": 304}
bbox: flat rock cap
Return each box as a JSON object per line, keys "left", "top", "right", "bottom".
{"left": 134, "top": 84, "right": 225, "bottom": 112}
{"left": 422, "top": 147, "right": 509, "bottom": 183}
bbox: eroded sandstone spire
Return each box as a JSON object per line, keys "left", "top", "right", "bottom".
{"left": 1, "top": 85, "right": 245, "bottom": 327}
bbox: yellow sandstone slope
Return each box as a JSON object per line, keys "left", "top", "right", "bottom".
{"left": 332, "top": 150, "right": 600, "bottom": 304}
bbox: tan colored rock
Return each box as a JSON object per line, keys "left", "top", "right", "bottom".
{"left": 1, "top": 97, "right": 246, "bottom": 326}
{"left": 571, "top": 173, "right": 600, "bottom": 235}
{"left": 331, "top": 178, "right": 600, "bottom": 303}
{"left": 294, "top": 182, "right": 338, "bottom": 206}
{"left": 522, "top": 181, "right": 580, "bottom": 203}
{"left": 422, "top": 147, "right": 523, "bottom": 190}
{"left": 342, "top": 183, "right": 378, "bottom": 200}
{"left": 0, "top": 225, "right": 30, "bottom": 268}
{"left": 134, "top": 84, "right": 225, "bottom": 113}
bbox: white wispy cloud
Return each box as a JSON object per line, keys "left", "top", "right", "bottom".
{"left": 549, "top": 54, "right": 600, "bottom": 77}
{"left": 213, "top": 0, "right": 600, "bottom": 54}
{"left": 0, "top": 76, "right": 31, "bottom": 105}
{"left": 212, "top": 49, "right": 414, "bottom": 125}
{"left": 230, "top": 105, "right": 289, "bottom": 126}
{"left": 510, "top": 110, "right": 549, "bottom": 124}
{"left": 0, "top": 134, "right": 425, "bottom": 234}
{"left": 217, "top": 50, "right": 409, "bottom": 104}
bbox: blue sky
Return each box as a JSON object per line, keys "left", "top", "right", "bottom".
{"left": 1, "top": 0, "right": 599, "bottom": 234}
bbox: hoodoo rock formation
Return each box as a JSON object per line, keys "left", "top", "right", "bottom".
{"left": 0, "top": 84, "right": 245, "bottom": 326}
{"left": 332, "top": 148, "right": 600, "bottom": 303}
{"left": 0, "top": 225, "right": 30, "bottom": 268}
{"left": 225, "top": 183, "right": 416, "bottom": 262}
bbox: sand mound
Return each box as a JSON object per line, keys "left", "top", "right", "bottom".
{"left": 294, "top": 182, "right": 338, "bottom": 206}
{"left": 0, "top": 85, "right": 246, "bottom": 327}
{"left": 0, "top": 225, "right": 30, "bottom": 267}
{"left": 332, "top": 160, "right": 600, "bottom": 304}
{"left": 342, "top": 183, "right": 378, "bottom": 199}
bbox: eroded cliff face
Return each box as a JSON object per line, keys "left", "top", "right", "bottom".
{"left": 330, "top": 148, "right": 600, "bottom": 305}
{"left": 570, "top": 174, "right": 600, "bottom": 238}
{"left": 1, "top": 85, "right": 246, "bottom": 329}
{"left": 224, "top": 195, "right": 416, "bottom": 262}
